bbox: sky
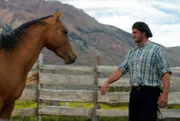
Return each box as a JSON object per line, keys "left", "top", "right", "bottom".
{"left": 58, "top": 0, "right": 180, "bottom": 47}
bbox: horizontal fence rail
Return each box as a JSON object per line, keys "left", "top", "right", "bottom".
{"left": 96, "top": 109, "right": 180, "bottom": 118}
{"left": 39, "top": 106, "right": 93, "bottom": 118}
{"left": 39, "top": 73, "right": 95, "bottom": 86}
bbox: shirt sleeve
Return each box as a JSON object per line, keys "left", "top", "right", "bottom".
{"left": 118, "top": 52, "right": 130, "bottom": 75}
{"left": 156, "top": 47, "right": 172, "bottom": 77}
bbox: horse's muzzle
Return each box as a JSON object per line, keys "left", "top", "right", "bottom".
{"left": 64, "top": 54, "right": 77, "bottom": 64}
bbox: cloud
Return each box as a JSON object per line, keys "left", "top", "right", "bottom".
{"left": 59, "top": 0, "right": 180, "bottom": 47}
{"left": 151, "top": 24, "right": 180, "bottom": 47}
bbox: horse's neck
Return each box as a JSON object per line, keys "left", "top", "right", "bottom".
{"left": 11, "top": 33, "right": 45, "bottom": 74}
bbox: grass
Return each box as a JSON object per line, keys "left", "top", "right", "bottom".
{"left": 60, "top": 102, "right": 94, "bottom": 108}
{"left": 14, "top": 100, "right": 37, "bottom": 109}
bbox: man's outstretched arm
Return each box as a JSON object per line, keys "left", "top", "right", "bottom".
{"left": 101, "top": 69, "right": 122, "bottom": 95}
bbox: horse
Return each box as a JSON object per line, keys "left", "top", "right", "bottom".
{"left": 0, "top": 10, "right": 77, "bottom": 120}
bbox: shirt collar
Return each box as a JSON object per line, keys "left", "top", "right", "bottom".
{"left": 136, "top": 40, "right": 151, "bottom": 49}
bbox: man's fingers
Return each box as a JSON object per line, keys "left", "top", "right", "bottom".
{"left": 101, "top": 87, "right": 106, "bottom": 95}
{"left": 158, "top": 100, "right": 168, "bottom": 108}
{"left": 106, "top": 87, "right": 109, "bottom": 91}
{"left": 101, "top": 85, "right": 109, "bottom": 95}
{"left": 162, "top": 100, "right": 168, "bottom": 106}
{"left": 157, "top": 97, "right": 161, "bottom": 105}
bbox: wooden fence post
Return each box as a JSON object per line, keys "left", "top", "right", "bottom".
{"left": 37, "top": 53, "right": 43, "bottom": 121}
{"left": 92, "top": 54, "right": 101, "bottom": 121}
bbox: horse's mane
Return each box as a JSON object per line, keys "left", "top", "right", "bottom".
{"left": 0, "top": 15, "right": 53, "bottom": 50}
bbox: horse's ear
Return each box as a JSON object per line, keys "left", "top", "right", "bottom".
{"left": 53, "top": 9, "right": 63, "bottom": 20}
{"left": 44, "top": 9, "right": 63, "bottom": 24}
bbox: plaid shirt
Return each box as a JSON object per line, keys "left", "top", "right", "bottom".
{"left": 118, "top": 41, "right": 171, "bottom": 86}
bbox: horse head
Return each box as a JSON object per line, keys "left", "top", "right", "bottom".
{"left": 44, "top": 10, "right": 77, "bottom": 64}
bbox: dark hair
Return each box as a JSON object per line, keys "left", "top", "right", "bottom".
{"left": 132, "top": 21, "right": 153, "bottom": 38}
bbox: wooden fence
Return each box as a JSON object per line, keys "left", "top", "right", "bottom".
{"left": 12, "top": 54, "right": 180, "bottom": 121}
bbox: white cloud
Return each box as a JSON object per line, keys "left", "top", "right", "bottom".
{"left": 151, "top": 24, "right": 180, "bottom": 47}
{"left": 97, "top": 15, "right": 134, "bottom": 31}
{"left": 59, "top": 0, "right": 180, "bottom": 47}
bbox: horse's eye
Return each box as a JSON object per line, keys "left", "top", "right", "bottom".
{"left": 64, "top": 31, "right": 68, "bottom": 34}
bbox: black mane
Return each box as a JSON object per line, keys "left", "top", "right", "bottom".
{"left": 0, "top": 15, "right": 53, "bottom": 50}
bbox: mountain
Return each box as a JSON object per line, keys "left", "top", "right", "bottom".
{"left": 0, "top": 0, "right": 180, "bottom": 67}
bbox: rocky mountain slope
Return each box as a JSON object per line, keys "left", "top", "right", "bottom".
{"left": 0, "top": 0, "right": 179, "bottom": 67}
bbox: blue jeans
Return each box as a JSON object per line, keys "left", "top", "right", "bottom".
{"left": 128, "top": 86, "right": 161, "bottom": 121}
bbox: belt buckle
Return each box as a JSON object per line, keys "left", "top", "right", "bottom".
{"left": 137, "top": 85, "right": 140, "bottom": 90}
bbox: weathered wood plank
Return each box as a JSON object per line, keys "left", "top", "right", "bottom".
{"left": 161, "top": 109, "right": 180, "bottom": 118}
{"left": 98, "top": 92, "right": 129, "bottom": 103}
{"left": 40, "top": 65, "right": 95, "bottom": 75}
{"left": 26, "top": 71, "right": 38, "bottom": 85}
{"left": 12, "top": 108, "right": 37, "bottom": 116}
{"left": 96, "top": 109, "right": 128, "bottom": 117}
{"left": 98, "top": 76, "right": 178, "bottom": 87}
{"left": 27, "top": 71, "right": 38, "bottom": 77}
{"left": 39, "top": 89, "right": 95, "bottom": 102}
{"left": 98, "top": 92, "right": 180, "bottom": 104}
{"left": 31, "top": 63, "right": 38, "bottom": 70}
{"left": 97, "top": 66, "right": 180, "bottom": 74}
{"left": 96, "top": 109, "right": 180, "bottom": 118}
{"left": 38, "top": 54, "right": 43, "bottom": 121}
{"left": 39, "top": 73, "right": 95, "bottom": 86}
{"left": 168, "top": 92, "right": 180, "bottom": 104}
{"left": 18, "top": 89, "right": 37, "bottom": 101}
{"left": 39, "top": 106, "right": 93, "bottom": 118}
{"left": 91, "top": 55, "right": 100, "bottom": 121}
{"left": 97, "top": 66, "right": 117, "bottom": 74}
{"left": 171, "top": 67, "right": 180, "bottom": 70}
{"left": 171, "top": 67, "right": 180, "bottom": 74}
{"left": 98, "top": 78, "right": 129, "bottom": 87}
{"left": 169, "top": 77, "right": 180, "bottom": 92}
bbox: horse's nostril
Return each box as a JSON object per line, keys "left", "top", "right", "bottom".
{"left": 69, "top": 55, "right": 76, "bottom": 62}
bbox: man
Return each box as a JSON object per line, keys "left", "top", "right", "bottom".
{"left": 101, "top": 21, "right": 171, "bottom": 121}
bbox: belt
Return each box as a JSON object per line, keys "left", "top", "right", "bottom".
{"left": 132, "top": 85, "right": 161, "bottom": 91}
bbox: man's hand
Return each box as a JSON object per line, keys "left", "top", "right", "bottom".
{"left": 158, "top": 72, "right": 170, "bottom": 108}
{"left": 100, "top": 69, "right": 122, "bottom": 95}
{"left": 158, "top": 92, "right": 168, "bottom": 108}
{"left": 101, "top": 82, "right": 110, "bottom": 95}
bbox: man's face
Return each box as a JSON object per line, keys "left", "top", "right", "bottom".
{"left": 132, "top": 28, "right": 144, "bottom": 43}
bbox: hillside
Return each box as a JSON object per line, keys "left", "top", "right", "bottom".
{"left": 0, "top": 0, "right": 180, "bottom": 67}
